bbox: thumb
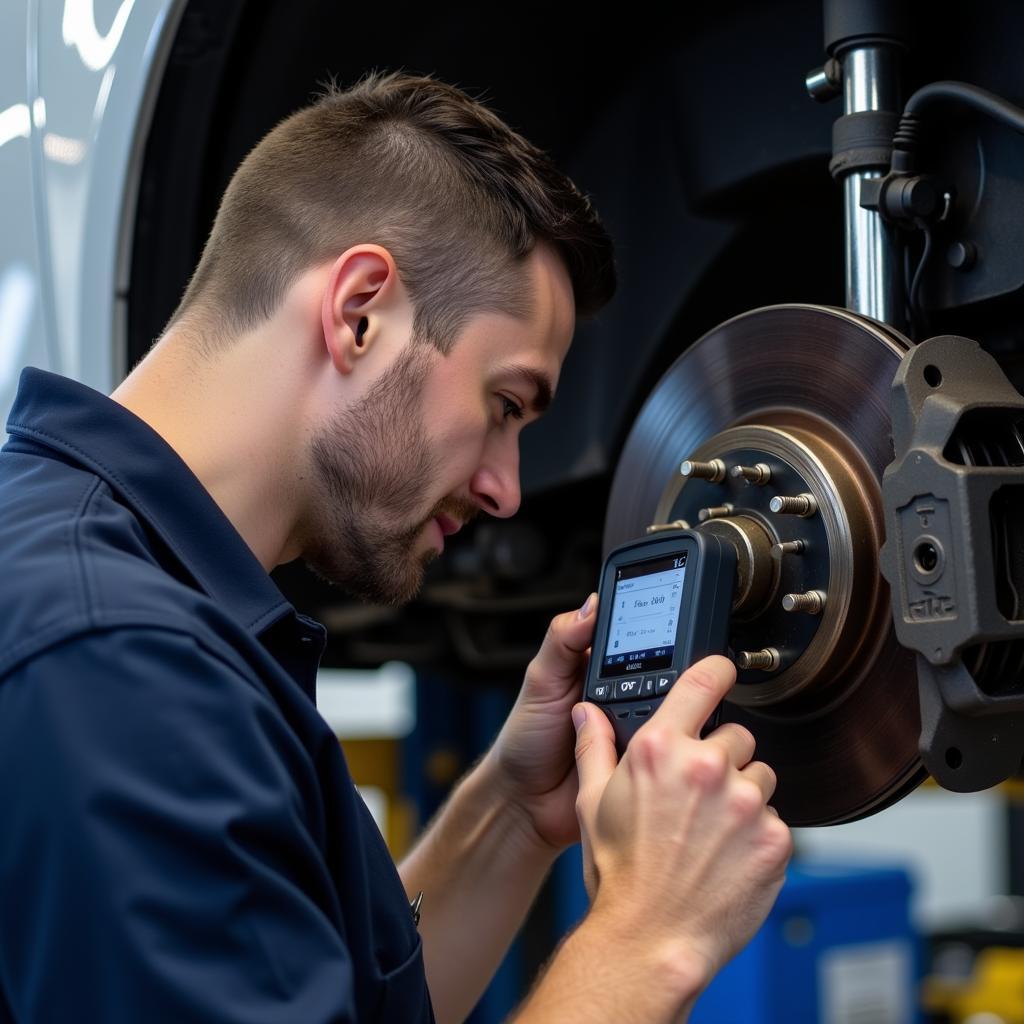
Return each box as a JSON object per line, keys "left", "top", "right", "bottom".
{"left": 572, "top": 702, "right": 618, "bottom": 812}
{"left": 526, "top": 594, "right": 599, "bottom": 691}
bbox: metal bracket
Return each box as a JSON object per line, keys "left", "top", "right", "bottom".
{"left": 879, "top": 334, "right": 1024, "bottom": 790}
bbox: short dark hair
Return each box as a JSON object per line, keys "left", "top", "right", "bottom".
{"left": 171, "top": 69, "right": 617, "bottom": 352}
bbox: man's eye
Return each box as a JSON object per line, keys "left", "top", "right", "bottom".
{"left": 500, "top": 395, "right": 525, "bottom": 421}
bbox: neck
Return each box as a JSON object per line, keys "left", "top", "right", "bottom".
{"left": 110, "top": 328, "right": 306, "bottom": 571}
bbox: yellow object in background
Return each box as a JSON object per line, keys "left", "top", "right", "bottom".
{"left": 923, "top": 947, "right": 1024, "bottom": 1024}
{"left": 342, "top": 737, "right": 418, "bottom": 858}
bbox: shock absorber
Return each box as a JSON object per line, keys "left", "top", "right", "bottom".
{"left": 806, "top": 0, "right": 910, "bottom": 328}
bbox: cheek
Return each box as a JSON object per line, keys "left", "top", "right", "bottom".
{"left": 428, "top": 411, "right": 490, "bottom": 480}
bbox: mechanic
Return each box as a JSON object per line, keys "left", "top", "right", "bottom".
{"left": 0, "top": 71, "right": 791, "bottom": 1023}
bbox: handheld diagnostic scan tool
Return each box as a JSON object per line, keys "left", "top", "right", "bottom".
{"left": 584, "top": 530, "right": 737, "bottom": 755}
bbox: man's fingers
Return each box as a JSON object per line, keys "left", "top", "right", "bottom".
{"left": 526, "top": 595, "right": 599, "bottom": 689}
{"left": 740, "top": 760, "right": 778, "bottom": 803}
{"left": 704, "top": 722, "right": 756, "bottom": 769}
{"left": 573, "top": 702, "right": 618, "bottom": 815}
{"left": 656, "top": 655, "right": 737, "bottom": 737}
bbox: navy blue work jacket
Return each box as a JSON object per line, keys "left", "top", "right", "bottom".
{"left": 0, "top": 368, "right": 434, "bottom": 1023}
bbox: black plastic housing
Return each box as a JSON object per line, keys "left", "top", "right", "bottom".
{"left": 585, "top": 530, "right": 737, "bottom": 755}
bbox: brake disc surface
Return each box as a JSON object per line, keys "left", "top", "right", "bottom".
{"left": 604, "top": 304, "right": 927, "bottom": 825}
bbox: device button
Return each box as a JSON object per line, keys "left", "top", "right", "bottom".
{"left": 632, "top": 705, "right": 653, "bottom": 719}
{"left": 653, "top": 672, "right": 677, "bottom": 695}
{"left": 588, "top": 680, "right": 614, "bottom": 703}
{"left": 613, "top": 677, "right": 643, "bottom": 701}
{"left": 640, "top": 676, "right": 655, "bottom": 698}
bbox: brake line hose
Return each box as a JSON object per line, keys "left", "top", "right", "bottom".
{"left": 894, "top": 80, "right": 1024, "bottom": 172}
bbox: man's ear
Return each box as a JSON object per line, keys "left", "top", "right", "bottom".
{"left": 321, "top": 245, "right": 397, "bottom": 375}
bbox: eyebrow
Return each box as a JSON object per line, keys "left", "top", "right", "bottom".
{"left": 497, "top": 365, "right": 554, "bottom": 415}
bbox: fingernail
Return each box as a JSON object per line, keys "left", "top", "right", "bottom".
{"left": 577, "top": 593, "right": 596, "bottom": 621}
{"left": 571, "top": 704, "right": 587, "bottom": 731}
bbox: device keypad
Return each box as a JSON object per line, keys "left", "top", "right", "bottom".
{"left": 654, "top": 673, "right": 675, "bottom": 695}
{"left": 612, "top": 677, "right": 643, "bottom": 701}
{"left": 588, "top": 671, "right": 677, "bottom": 705}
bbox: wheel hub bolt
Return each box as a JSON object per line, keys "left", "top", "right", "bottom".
{"left": 645, "top": 519, "right": 691, "bottom": 534}
{"left": 736, "top": 648, "right": 781, "bottom": 671}
{"left": 782, "top": 590, "right": 826, "bottom": 615}
{"left": 772, "top": 539, "right": 806, "bottom": 557}
{"left": 680, "top": 458, "right": 727, "bottom": 483}
{"left": 730, "top": 463, "right": 772, "bottom": 485}
{"left": 769, "top": 493, "right": 818, "bottom": 517}
{"left": 698, "top": 504, "right": 734, "bottom": 522}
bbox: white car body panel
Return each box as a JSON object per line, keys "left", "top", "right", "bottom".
{"left": 0, "top": 0, "right": 183, "bottom": 431}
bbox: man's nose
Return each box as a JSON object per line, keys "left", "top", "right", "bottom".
{"left": 469, "top": 446, "right": 521, "bottom": 519}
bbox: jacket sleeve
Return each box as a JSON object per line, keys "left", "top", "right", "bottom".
{"left": 0, "top": 626, "right": 355, "bottom": 1024}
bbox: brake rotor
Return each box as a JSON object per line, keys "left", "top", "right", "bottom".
{"left": 604, "top": 304, "right": 927, "bottom": 826}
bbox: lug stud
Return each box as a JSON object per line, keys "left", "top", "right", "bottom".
{"left": 645, "top": 519, "right": 691, "bottom": 534}
{"left": 771, "top": 540, "right": 806, "bottom": 557}
{"left": 730, "top": 463, "right": 772, "bottom": 485}
{"left": 680, "top": 458, "right": 727, "bottom": 483}
{"left": 782, "top": 590, "right": 826, "bottom": 615}
{"left": 769, "top": 493, "right": 818, "bottom": 517}
{"left": 736, "top": 648, "right": 781, "bottom": 671}
{"left": 698, "top": 504, "right": 734, "bottom": 522}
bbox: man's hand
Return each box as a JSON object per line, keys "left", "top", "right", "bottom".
{"left": 574, "top": 654, "right": 792, "bottom": 981}
{"left": 511, "top": 656, "right": 791, "bottom": 1023}
{"left": 485, "top": 593, "right": 599, "bottom": 852}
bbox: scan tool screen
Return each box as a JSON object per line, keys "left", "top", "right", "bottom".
{"left": 600, "top": 551, "right": 687, "bottom": 677}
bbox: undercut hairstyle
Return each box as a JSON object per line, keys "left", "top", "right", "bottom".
{"left": 170, "top": 69, "right": 617, "bottom": 353}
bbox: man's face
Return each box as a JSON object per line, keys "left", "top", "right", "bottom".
{"left": 302, "top": 243, "right": 576, "bottom": 605}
